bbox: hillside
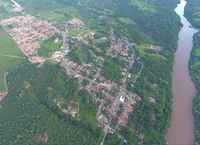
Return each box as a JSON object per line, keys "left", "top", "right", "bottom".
{"left": 184, "top": 0, "right": 200, "bottom": 29}
{"left": 188, "top": 32, "right": 200, "bottom": 144}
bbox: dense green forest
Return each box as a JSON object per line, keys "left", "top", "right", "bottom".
{"left": 185, "top": 0, "right": 200, "bottom": 29}
{"left": 188, "top": 32, "right": 200, "bottom": 144}
{"left": 0, "top": 63, "right": 104, "bottom": 144}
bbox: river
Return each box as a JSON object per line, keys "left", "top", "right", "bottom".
{"left": 166, "top": 0, "right": 198, "bottom": 144}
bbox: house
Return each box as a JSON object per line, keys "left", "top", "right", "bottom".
{"left": 101, "top": 117, "right": 105, "bottom": 122}
{"left": 109, "top": 130, "right": 113, "bottom": 134}
{"left": 122, "top": 123, "right": 126, "bottom": 127}
{"left": 55, "top": 51, "right": 61, "bottom": 54}
{"left": 56, "top": 59, "right": 60, "bottom": 63}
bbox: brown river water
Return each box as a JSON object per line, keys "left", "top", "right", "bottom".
{"left": 167, "top": 0, "right": 198, "bottom": 144}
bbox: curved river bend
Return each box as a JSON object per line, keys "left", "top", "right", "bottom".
{"left": 167, "top": 0, "right": 198, "bottom": 144}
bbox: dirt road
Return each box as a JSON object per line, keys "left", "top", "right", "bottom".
{"left": 0, "top": 54, "right": 26, "bottom": 59}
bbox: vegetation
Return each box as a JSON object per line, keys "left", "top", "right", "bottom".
{"left": 0, "top": 0, "right": 185, "bottom": 144}
{"left": 68, "top": 28, "right": 80, "bottom": 36}
{"left": 118, "top": 17, "right": 135, "bottom": 25}
{"left": 185, "top": 0, "right": 200, "bottom": 29}
{"left": 101, "top": 57, "right": 123, "bottom": 83}
{"left": 185, "top": 1, "right": 200, "bottom": 143}
{"left": 38, "top": 34, "right": 62, "bottom": 57}
{"left": 0, "top": 63, "right": 104, "bottom": 144}
{"left": 104, "top": 133, "right": 124, "bottom": 145}
{"left": 0, "top": 33, "right": 27, "bottom": 92}
{"left": 68, "top": 41, "right": 95, "bottom": 65}
{"left": 188, "top": 32, "right": 200, "bottom": 144}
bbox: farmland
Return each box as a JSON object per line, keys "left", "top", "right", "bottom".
{"left": 0, "top": 33, "right": 27, "bottom": 92}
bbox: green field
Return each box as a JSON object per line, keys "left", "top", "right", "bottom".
{"left": 0, "top": 33, "right": 27, "bottom": 92}
{"left": 79, "top": 31, "right": 89, "bottom": 37}
{"left": 14, "top": 0, "right": 81, "bottom": 24}
{"left": 195, "top": 47, "right": 200, "bottom": 56}
{"left": 130, "top": 0, "right": 156, "bottom": 12}
{"left": 118, "top": 17, "right": 135, "bottom": 25}
{"left": 68, "top": 28, "right": 80, "bottom": 36}
{"left": 0, "top": 33, "right": 25, "bottom": 56}
{"left": 38, "top": 39, "right": 63, "bottom": 57}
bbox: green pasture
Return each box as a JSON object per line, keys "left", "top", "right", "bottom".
{"left": 130, "top": 0, "right": 156, "bottom": 12}
{"left": 118, "top": 17, "right": 135, "bottom": 25}
{"left": 79, "top": 31, "right": 89, "bottom": 37}
{"left": 68, "top": 28, "right": 80, "bottom": 36}
{"left": 195, "top": 47, "right": 200, "bottom": 56}
{"left": 38, "top": 40, "right": 63, "bottom": 57}
{"left": 0, "top": 56, "right": 26, "bottom": 92}
{"left": 136, "top": 44, "right": 167, "bottom": 60}
{"left": 0, "top": 33, "right": 27, "bottom": 92}
{"left": 34, "top": 6, "right": 80, "bottom": 24}
{"left": 0, "top": 33, "right": 25, "bottom": 56}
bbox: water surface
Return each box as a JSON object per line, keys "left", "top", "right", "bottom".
{"left": 167, "top": 0, "right": 198, "bottom": 144}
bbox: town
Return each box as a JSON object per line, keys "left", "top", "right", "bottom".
{"left": 0, "top": 5, "right": 160, "bottom": 144}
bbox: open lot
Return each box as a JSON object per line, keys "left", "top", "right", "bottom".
{"left": 68, "top": 28, "right": 80, "bottom": 36}
{"left": 38, "top": 39, "right": 63, "bottom": 57}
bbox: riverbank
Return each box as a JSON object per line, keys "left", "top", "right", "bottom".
{"left": 167, "top": 0, "right": 198, "bottom": 144}
{"left": 188, "top": 32, "right": 200, "bottom": 144}
{"left": 184, "top": 0, "right": 200, "bottom": 144}
{"left": 184, "top": 0, "right": 200, "bottom": 29}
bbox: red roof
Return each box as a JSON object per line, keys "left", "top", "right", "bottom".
{"left": 101, "top": 117, "right": 105, "bottom": 122}
{"left": 109, "top": 130, "right": 113, "bottom": 134}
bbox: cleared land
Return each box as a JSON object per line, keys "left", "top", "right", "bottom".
{"left": 118, "top": 17, "right": 135, "bottom": 25}
{"left": 130, "top": 0, "right": 156, "bottom": 12}
{"left": 68, "top": 28, "right": 80, "bottom": 36}
{"left": 38, "top": 40, "right": 63, "bottom": 57}
{"left": 0, "top": 33, "right": 25, "bottom": 56}
{"left": 0, "top": 33, "right": 27, "bottom": 92}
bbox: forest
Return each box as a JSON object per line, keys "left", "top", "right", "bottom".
{"left": 184, "top": 0, "right": 200, "bottom": 29}
{"left": 0, "top": 63, "right": 104, "bottom": 144}
{"left": 188, "top": 32, "right": 200, "bottom": 144}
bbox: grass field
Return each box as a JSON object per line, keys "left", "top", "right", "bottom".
{"left": 79, "top": 31, "right": 89, "bottom": 37}
{"left": 0, "top": 33, "right": 25, "bottom": 56}
{"left": 195, "top": 47, "right": 200, "bottom": 56}
{"left": 130, "top": 0, "right": 156, "bottom": 13}
{"left": 0, "top": 33, "right": 27, "bottom": 92}
{"left": 15, "top": 0, "right": 81, "bottom": 24}
{"left": 68, "top": 28, "right": 80, "bottom": 36}
{"left": 118, "top": 17, "right": 135, "bottom": 25}
{"left": 38, "top": 40, "right": 63, "bottom": 57}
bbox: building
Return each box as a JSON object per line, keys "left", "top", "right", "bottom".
{"left": 55, "top": 51, "right": 61, "bottom": 54}
{"left": 120, "top": 95, "right": 125, "bottom": 102}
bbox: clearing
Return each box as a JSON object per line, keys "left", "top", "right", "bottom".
{"left": 0, "top": 33, "right": 27, "bottom": 92}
